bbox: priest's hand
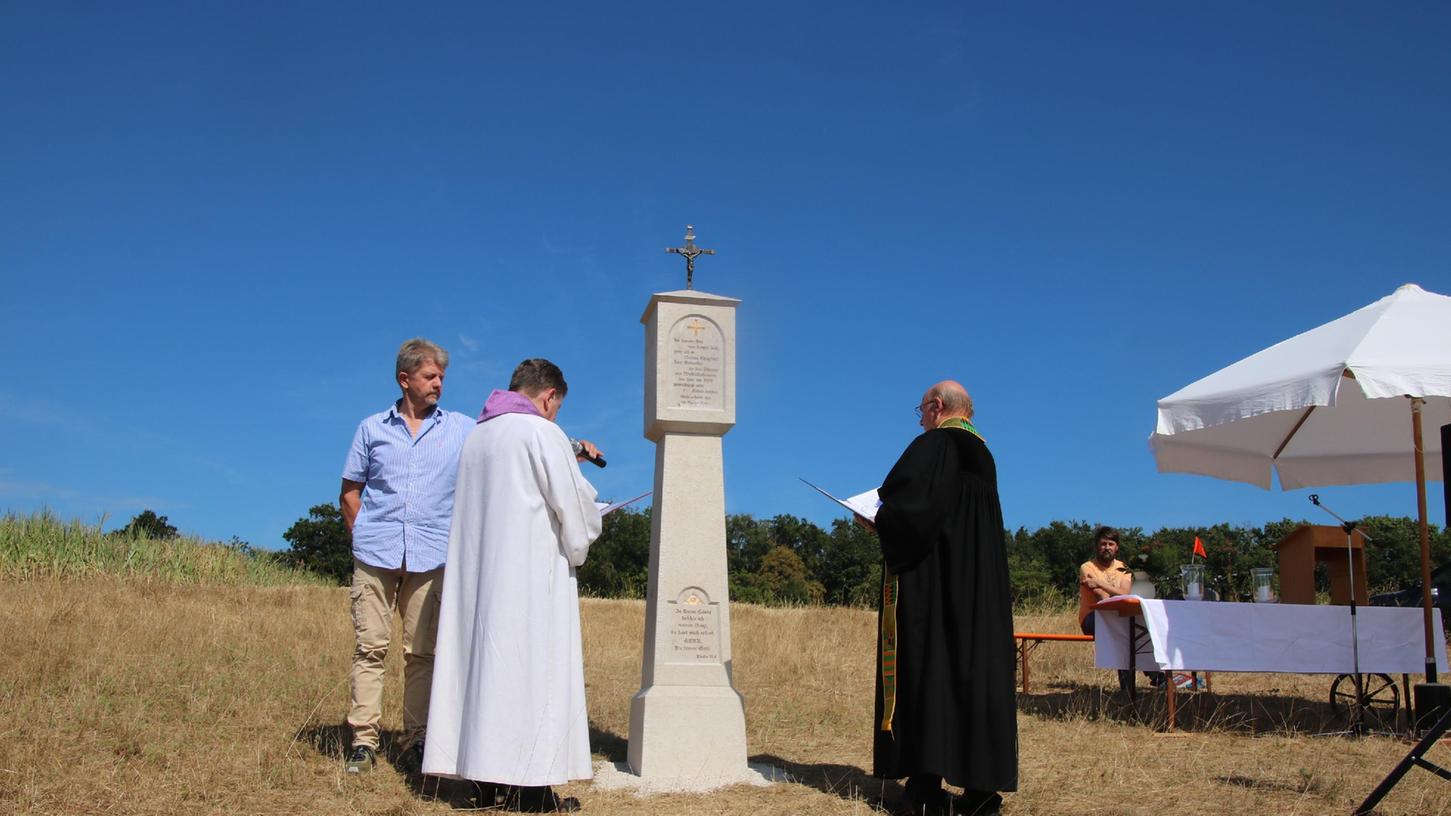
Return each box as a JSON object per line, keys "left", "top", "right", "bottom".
{"left": 574, "top": 438, "right": 602, "bottom": 463}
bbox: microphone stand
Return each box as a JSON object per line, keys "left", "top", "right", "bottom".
{"left": 1309, "top": 494, "right": 1374, "bottom": 736}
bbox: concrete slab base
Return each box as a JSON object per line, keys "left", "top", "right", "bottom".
{"left": 591, "top": 760, "right": 787, "bottom": 795}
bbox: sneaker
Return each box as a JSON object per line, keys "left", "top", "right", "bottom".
{"left": 344, "top": 744, "right": 376, "bottom": 775}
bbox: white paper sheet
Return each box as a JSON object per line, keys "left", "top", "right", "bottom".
{"left": 800, "top": 478, "right": 881, "bottom": 522}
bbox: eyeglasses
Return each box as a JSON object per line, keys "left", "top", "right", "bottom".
{"left": 914, "top": 399, "right": 936, "bottom": 419}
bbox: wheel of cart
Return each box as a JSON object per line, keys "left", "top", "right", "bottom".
{"left": 1329, "top": 673, "right": 1401, "bottom": 731}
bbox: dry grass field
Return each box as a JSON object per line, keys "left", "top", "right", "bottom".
{"left": 5, "top": 577, "right": 1451, "bottom": 816}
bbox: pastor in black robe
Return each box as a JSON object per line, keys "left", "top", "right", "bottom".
{"left": 872, "top": 424, "right": 1018, "bottom": 794}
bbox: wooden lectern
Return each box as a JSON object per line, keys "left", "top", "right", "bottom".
{"left": 1275, "top": 523, "right": 1369, "bottom": 605}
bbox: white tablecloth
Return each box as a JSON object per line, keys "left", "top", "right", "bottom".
{"left": 1093, "top": 597, "right": 1449, "bottom": 674}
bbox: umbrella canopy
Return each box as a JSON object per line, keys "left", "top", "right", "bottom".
{"left": 1151, "top": 283, "right": 1450, "bottom": 490}
{"left": 1148, "top": 282, "right": 1451, "bottom": 677}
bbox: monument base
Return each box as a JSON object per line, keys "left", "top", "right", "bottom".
{"left": 627, "top": 684, "right": 747, "bottom": 784}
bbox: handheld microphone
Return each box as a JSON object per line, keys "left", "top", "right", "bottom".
{"left": 571, "top": 439, "right": 607, "bottom": 468}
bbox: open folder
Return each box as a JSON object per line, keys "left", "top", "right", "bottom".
{"left": 595, "top": 491, "right": 651, "bottom": 516}
{"left": 800, "top": 478, "right": 881, "bottom": 522}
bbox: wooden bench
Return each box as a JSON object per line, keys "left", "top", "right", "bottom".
{"left": 1014, "top": 632, "right": 1094, "bottom": 693}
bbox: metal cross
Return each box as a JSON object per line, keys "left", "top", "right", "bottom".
{"left": 665, "top": 225, "right": 715, "bottom": 290}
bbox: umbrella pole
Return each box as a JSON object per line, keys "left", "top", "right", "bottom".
{"left": 1361, "top": 401, "right": 1450, "bottom": 812}
{"left": 1413, "top": 398, "right": 1435, "bottom": 682}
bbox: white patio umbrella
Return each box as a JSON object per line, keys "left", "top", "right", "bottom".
{"left": 1149, "top": 283, "right": 1451, "bottom": 675}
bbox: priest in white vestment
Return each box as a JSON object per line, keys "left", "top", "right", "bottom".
{"left": 423, "top": 359, "right": 602, "bottom": 811}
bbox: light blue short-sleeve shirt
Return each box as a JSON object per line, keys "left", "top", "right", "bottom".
{"left": 343, "top": 402, "right": 477, "bottom": 572}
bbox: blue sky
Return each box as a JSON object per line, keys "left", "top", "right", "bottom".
{"left": 3, "top": 2, "right": 1449, "bottom": 549}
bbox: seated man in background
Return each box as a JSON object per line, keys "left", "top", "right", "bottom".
{"left": 1079, "top": 526, "right": 1161, "bottom": 689}
{"left": 1077, "top": 525, "right": 1131, "bottom": 636}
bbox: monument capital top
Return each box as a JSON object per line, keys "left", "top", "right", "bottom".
{"left": 640, "top": 290, "right": 741, "bottom": 323}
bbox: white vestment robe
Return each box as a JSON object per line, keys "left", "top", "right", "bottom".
{"left": 422, "top": 412, "right": 602, "bottom": 785}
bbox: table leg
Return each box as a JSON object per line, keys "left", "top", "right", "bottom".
{"left": 1166, "top": 674, "right": 1177, "bottom": 731}
{"left": 1128, "top": 616, "right": 1141, "bottom": 703}
{"left": 1402, "top": 673, "right": 1412, "bottom": 729}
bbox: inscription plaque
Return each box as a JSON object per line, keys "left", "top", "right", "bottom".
{"left": 666, "top": 315, "right": 725, "bottom": 411}
{"left": 667, "top": 587, "right": 721, "bottom": 663}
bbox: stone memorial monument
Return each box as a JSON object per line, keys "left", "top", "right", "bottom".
{"left": 627, "top": 227, "right": 749, "bottom": 785}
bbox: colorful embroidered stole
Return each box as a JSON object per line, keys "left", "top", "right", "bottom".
{"left": 880, "top": 565, "right": 899, "bottom": 731}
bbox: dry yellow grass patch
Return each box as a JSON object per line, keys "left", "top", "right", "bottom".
{"left": 4, "top": 580, "right": 1451, "bottom": 814}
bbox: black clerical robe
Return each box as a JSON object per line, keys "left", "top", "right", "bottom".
{"left": 872, "top": 426, "right": 1018, "bottom": 793}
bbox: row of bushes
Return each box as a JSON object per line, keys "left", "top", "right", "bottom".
{"left": 584, "top": 510, "right": 1451, "bottom": 607}
{"left": 13, "top": 505, "right": 1448, "bottom": 608}
{"left": 280, "top": 502, "right": 1451, "bottom": 606}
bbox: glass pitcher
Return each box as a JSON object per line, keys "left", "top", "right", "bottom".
{"left": 1251, "top": 567, "right": 1274, "bottom": 602}
{"left": 1180, "top": 563, "right": 1205, "bottom": 601}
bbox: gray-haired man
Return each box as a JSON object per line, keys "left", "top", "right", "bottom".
{"left": 339, "top": 338, "right": 477, "bottom": 775}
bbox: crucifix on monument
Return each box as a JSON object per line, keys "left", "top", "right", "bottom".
{"left": 665, "top": 225, "right": 715, "bottom": 290}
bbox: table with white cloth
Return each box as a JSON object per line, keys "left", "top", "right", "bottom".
{"left": 1092, "top": 595, "right": 1449, "bottom": 729}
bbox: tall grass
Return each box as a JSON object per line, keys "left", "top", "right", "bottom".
{"left": 6, "top": 581, "right": 1451, "bottom": 815}
{"left": 0, "top": 509, "right": 328, "bottom": 585}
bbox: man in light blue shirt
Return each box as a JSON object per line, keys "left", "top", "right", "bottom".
{"left": 339, "top": 338, "right": 476, "bottom": 776}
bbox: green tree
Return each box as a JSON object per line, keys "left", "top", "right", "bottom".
{"left": 756, "top": 545, "right": 823, "bottom": 604}
{"left": 821, "top": 518, "right": 882, "bottom": 607}
{"left": 1358, "top": 515, "right": 1450, "bottom": 592}
{"left": 1010, "top": 520, "right": 1095, "bottom": 597}
{"left": 767, "top": 514, "right": 831, "bottom": 579}
{"left": 726, "top": 513, "right": 771, "bottom": 575}
{"left": 114, "top": 509, "right": 178, "bottom": 539}
{"left": 1005, "top": 531, "right": 1058, "bottom": 604}
{"left": 577, "top": 507, "right": 651, "bottom": 598}
{"left": 280, "top": 504, "right": 352, "bottom": 584}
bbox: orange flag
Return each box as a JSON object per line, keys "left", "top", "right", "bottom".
{"left": 1193, "top": 536, "right": 1207, "bottom": 559}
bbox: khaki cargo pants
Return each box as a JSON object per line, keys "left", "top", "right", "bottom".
{"left": 348, "top": 559, "right": 442, "bottom": 751}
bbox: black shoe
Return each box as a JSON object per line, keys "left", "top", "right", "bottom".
{"left": 344, "top": 744, "right": 376, "bottom": 775}
{"left": 473, "top": 782, "right": 501, "bottom": 809}
{"left": 506, "top": 785, "right": 580, "bottom": 812}
{"left": 396, "top": 740, "right": 425, "bottom": 778}
{"left": 890, "top": 799, "right": 950, "bottom": 816}
{"left": 893, "top": 790, "right": 951, "bottom": 816}
{"left": 952, "top": 791, "right": 1003, "bottom": 816}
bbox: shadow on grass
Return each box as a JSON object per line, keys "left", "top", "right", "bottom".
{"left": 589, "top": 721, "right": 628, "bottom": 762}
{"left": 294, "top": 721, "right": 351, "bottom": 760}
{"left": 1017, "top": 680, "right": 1406, "bottom": 735}
{"left": 292, "top": 723, "right": 416, "bottom": 763}
{"left": 750, "top": 753, "right": 898, "bottom": 811}
{"left": 292, "top": 723, "right": 481, "bottom": 807}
